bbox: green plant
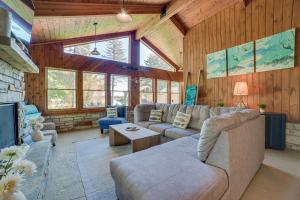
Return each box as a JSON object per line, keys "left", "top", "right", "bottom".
{"left": 258, "top": 103, "right": 266, "bottom": 109}
{"left": 217, "top": 101, "right": 225, "bottom": 107}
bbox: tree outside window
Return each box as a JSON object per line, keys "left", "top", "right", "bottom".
{"left": 171, "top": 81, "right": 181, "bottom": 104}
{"left": 157, "top": 80, "right": 168, "bottom": 103}
{"left": 83, "top": 72, "right": 106, "bottom": 108}
{"left": 140, "top": 78, "right": 153, "bottom": 104}
{"left": 47, "top": 69, "right": 76, "bottom": 109}
{"left": 111, "top": 75, "right": 129, "bottom": 106}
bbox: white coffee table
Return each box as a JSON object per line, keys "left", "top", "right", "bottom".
{"left": 109, "top": 123, "right": 161, "bottom": 152}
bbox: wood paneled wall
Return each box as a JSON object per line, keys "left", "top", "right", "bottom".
{"left": 25, "top": 42, "right": 182, "bottom": 115}
{"left": 183, "top": 0, "right": 300, "bottom": 122}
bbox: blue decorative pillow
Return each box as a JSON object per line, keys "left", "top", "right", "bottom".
{"left": 24, "top": 105, "right": 39, "bottom": 115}
{"left": 22, "top": 135, "right": 34, "bottom": 145}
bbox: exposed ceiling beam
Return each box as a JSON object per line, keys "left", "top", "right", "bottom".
{"left": 170, "top": 15, "right": 187, "bottom": 35}
{"left": 30, "top": 31, "right": 134, "bottom": 46}
{"left": 141, "top": 37, "right": 179, "bottom": 72}
{"left": 34, "top": 1, "right": 162, "bottom": 17}
{"left": 135, "top": 0, "right": 197, "bottom": 39}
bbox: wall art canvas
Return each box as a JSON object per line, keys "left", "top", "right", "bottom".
{"left": 184, "top": 85, "right": 197, "bottom": 105}
{"left": 206, "top": 49, "right": 227, "bottom": 79}
{"left": 256, "top": 28, "right": 295, "bottom": 72}
{"left": 228, "top": 42, "right": 254, "bottom": 76}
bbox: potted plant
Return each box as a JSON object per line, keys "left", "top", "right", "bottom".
{"left": 258, "top": 103, "right": 266, "bottom": 113}
{"left": 217, "top": 101, "right": 225, "bottom": 107}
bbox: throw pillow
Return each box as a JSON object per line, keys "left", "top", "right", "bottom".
{"left": 197, "top": 112, "right": 241, "bottom": 161}
{"left": 172, "top": 111, "right": 191, "bottom": 129}
{"left": 149, "top": 109, "right": 163, "bottom": 122}
{"left": 107, "top": 107, "right": 118, "bottom": 118}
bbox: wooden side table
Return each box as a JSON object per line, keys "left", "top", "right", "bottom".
{"left": 261, "top": 112, "right": 286, "bottom": 150}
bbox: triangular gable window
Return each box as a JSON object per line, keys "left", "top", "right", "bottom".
{"left": 64, "top": 37, "right": 130, "bottom": 63}
{"left": 140, "top": 41, "right": 175, "bottom": 72}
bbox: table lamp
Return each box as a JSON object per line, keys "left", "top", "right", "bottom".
{"left": 233, "top": 82, "right": 248, "bottom": 108}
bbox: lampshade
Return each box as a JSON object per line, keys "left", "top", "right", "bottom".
{"left": 116, "top": 9, "right": 132, "bottom": 23}
{"left": 233, "top": 82, "right": 248, "bottom": 96}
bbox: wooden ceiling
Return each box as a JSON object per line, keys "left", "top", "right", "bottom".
{"left": 31, "top": 0, "right": 243, "bottom": 67}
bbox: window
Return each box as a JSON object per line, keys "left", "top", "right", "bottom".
{"left": 64, "top": 37, "right": 130, "bottom": 63}
{"left": 171, "top": 81, "right": 181, "bottom": 104}
{"left": 157, "top": 80, "right": 168, "bottom": 103}
{"left": 140, "top": 78, "right": 154, "bottom": 104}
{"left": 83, "top": 72, "right": 106, "bottom": 108}
{"left": 111, "top": 75, "right": 129, "bottom": 106}
{"left": 140, "top": 41, "right": 175, "bottom": 72}
{"left": 47, "top": 68, "right": 76, "bottom": 109}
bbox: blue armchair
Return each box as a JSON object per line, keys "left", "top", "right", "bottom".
{"left": 98, "top": 106, "right": 127, "bottom": 133}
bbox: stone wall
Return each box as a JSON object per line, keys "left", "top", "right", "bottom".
{"left": 286, "top": 123, "right": 300, "bottom": 151}
{"left": 0, "top": 59, "right": 25, "bottom": 143}
{"left": 45, "top": 112, "right": 106, "bottom": 133}
{"left": 0, "top": 60, "right": 24, "bottom": 102}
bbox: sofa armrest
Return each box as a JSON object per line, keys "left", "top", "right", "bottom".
{"left": 133, "top": 104, "right": 156, "bottom": 123}
{"left": 206, "top": 115, "right": 265, "bottom": 200}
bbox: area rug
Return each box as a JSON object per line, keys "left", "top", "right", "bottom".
{"left": 74, "top": 137, "right": 131, "bottom": 200}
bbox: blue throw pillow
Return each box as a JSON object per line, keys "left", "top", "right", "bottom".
{"left": 24, "top": 105, "right": 39, "bottom": 115}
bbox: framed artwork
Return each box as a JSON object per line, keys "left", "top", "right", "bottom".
{"left": 256, "top": 28, "right": 295, "bottom": 72}
{"left": 184, "top": 85, "right": 197, "bottom": 105}
{"left": 206, "top": 49, "right": 227, "bottom": 79}
{"left": 228, "top": 42, "right": 254, "bottom": 76}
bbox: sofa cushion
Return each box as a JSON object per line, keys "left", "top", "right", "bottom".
{"left": 148, "top": 123, "right": 174, "bottom": 134}
{"left": 236, "top": 109, "right": 260, "bottom": 122}
{"left": 136, "top": 121, "right": 159, "bottom": 128}
{"left": 155, "top": 104, "right": 170, "bottom": 122}
{"left": 110, "top": 137, "right": 228, "bottom": 200}
{"left": 173, "top": 111, "right": 191, "bottom": 129}
{"left": 165, "top": 127, "right": 199, "bottom": 139}
{"left": 166, "top": 104, "right": 187, "bottom": 123}
{"left": 149, "top": 109, "right": 162, "bottom": 122}
{"left": 186, "top": 105, "right": 210, "bottom": 130}
{"left": 209, "top": 107, "right": 244, "bottom": 117}
{"left": 197, "top": 112, "right": 241, "bottom": 161}
{"left": 24, "top": 105, "right": 39, "bottom": 115}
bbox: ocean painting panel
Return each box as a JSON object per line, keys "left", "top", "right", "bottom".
{"left": 256, "top": 28, "right": 295, "bottom": 72}
{"left": 228, "top": 42, "right": 254, "bottom": 76}
{"left": 207, "top": 50, "right": 227, "bottom": 79}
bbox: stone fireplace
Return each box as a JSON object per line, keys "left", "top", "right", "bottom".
{"left": 0, "top": 59, "right": 25, "bottom": 144}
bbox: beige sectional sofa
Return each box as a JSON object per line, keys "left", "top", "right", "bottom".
{"left": 110, "top": 104, "right": 265, "bottom": 200}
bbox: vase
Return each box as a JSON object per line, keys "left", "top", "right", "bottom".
{"left": 1, "top": 191, "right": 27, "bottom": 200}
{"left": 259, "top": 108, "right": 265, "bottom": 113}
{"left": 31, "top": 130, "right": 43, "bottom": 142}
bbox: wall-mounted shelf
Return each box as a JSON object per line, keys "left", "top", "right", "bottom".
{"left": 0, "top": 36, "right": 39, "bottom": 73}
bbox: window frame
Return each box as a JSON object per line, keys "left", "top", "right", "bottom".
{"left": 110, "top": 74, "right": 130, "bottom": 106}
{"left": 82, "top": 71, "right": 107, "bottom": 109}
{"left": 63, "top": 36, "right": 131, "bottom": 64}
{"left": 156, "top": 79, "right": 169, "bottom": 104}
{"left": 46, "top": 67, "right": 78, "bottom": 111}
{"left": 139, "top": 77, "right": 154, "bottom": 104}
{"left": 170, "top": 81, "right": 181, "bottom": 104}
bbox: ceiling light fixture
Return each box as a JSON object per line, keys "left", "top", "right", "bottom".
{"left": 91, "top": 22, "right": 100, "bottom": 55}
{"left": 116, "top": 0, "right": 132, "bottom": 23}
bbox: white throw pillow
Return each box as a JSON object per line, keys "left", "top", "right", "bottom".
{"left": 197, "top": 112, "right": 241, "bottom": 161}
{"left": 107, "top": 107, "right": 118, "bottom": 118}
{"left": 149, "top": 110, "right": 162, "bottom": 122}
{"left": 172, "top": 111, "right": 191, "bottom": 129}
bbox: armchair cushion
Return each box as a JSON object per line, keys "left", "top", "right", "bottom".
{"left": 98, "top": 117, "right": 127, "bottom": 130}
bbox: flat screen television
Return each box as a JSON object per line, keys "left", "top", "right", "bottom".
{"left": 0, "top": 0, "right": 34, "bottom": 46}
